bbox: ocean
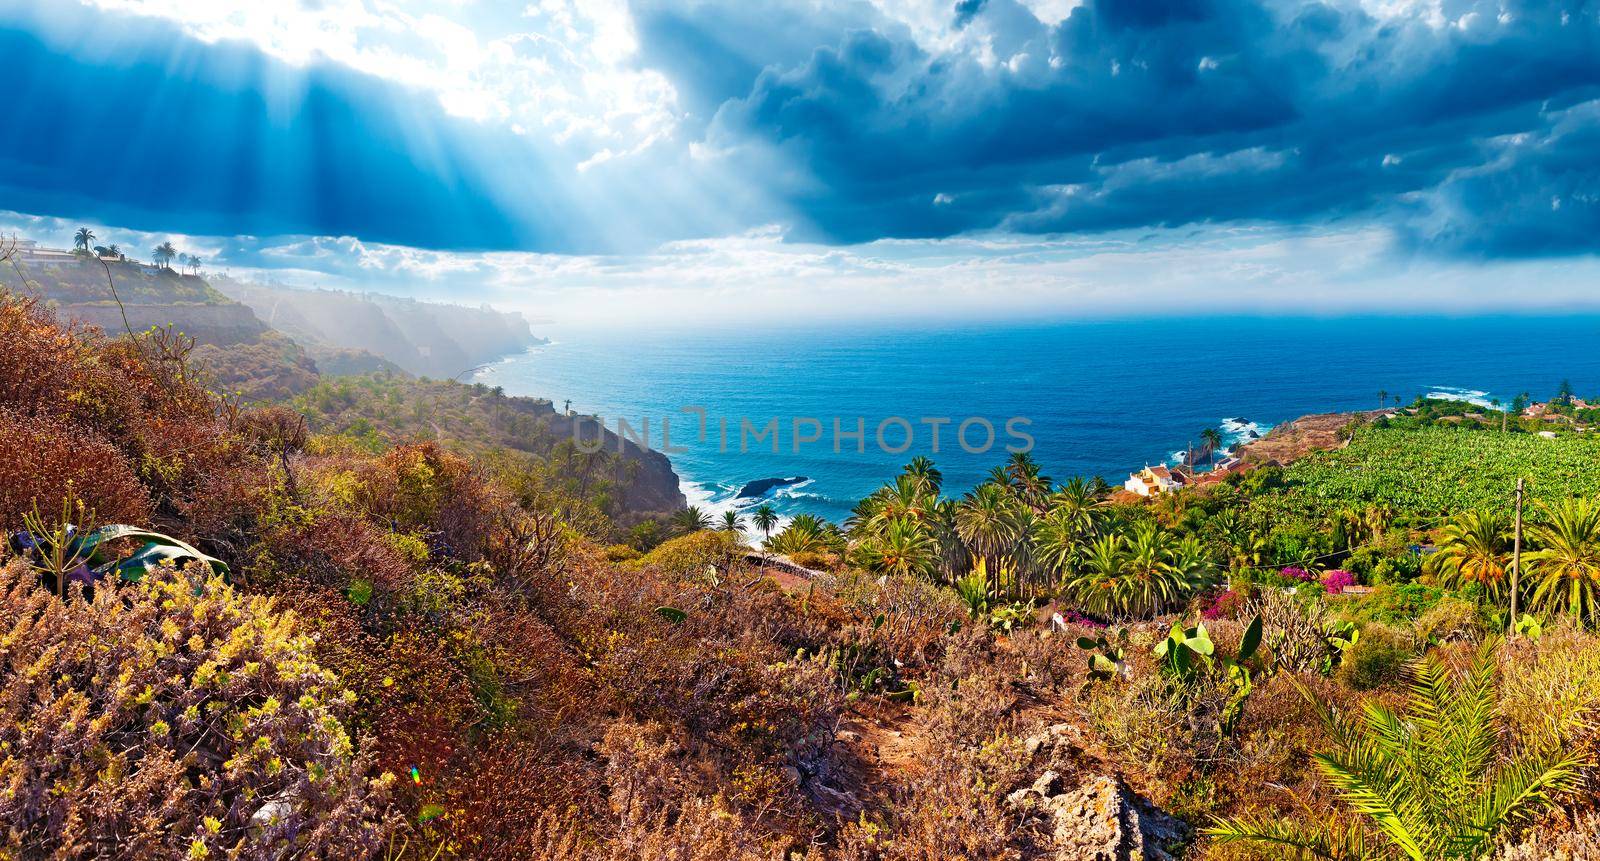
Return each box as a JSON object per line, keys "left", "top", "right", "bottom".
{"left": 472, "top": 314, "right": 1600, "bottom": 530}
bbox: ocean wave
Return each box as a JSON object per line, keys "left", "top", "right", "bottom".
{"left": 1426, "top": 387, "right": 1502, "bottom": 410}
{"left": 1165, "top": 417, "right": 1273, "bottom": 466}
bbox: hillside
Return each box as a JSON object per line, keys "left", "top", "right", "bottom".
{"left": 5, "top": 290, "right": 1600, "bottom": 859}
{"left": 5, "top": 253, "right": 321, "bottom": 399}
{"left": 213, "top": 278, "right": 546, "bottom": 379}
{"left": 294, "top": 372, "right": 685, "bottom": 515}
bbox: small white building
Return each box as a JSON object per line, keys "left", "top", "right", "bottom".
{"left": 1124, "top": 465, "right": 1185, "bottom": 497}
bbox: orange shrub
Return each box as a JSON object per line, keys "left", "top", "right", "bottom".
{"left": 0, "top": 407, "right": 149, "bottom": 528}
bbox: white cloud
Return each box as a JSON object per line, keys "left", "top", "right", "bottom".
{"left": 78, "top": 0, "right": 682, "bottom": 165}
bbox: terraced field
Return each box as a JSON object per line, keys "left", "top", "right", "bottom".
{"left": 1257, "top": 426, "right": 1600, "bottom": 519}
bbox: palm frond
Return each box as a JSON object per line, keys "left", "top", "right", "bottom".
{"left": 1205, "top": 813, "right": 1368, "bottom": 861}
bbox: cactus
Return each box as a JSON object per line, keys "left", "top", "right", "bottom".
{"left": 1075, "top": 627, "right": 1130, "bottom": 681}
{"left": 1151, "top": 615, "right": 1263, "bottom": 735}
{"left": 1154, "top": 620, "right": 1216, "bottom": 678}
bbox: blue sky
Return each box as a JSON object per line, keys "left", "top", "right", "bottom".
{"left": 0, "top": 0, "right": 1596, "bottom": 324}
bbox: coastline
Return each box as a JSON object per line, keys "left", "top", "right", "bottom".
{"left": 472, "top": 324, "right": 1598, "bottom": 532}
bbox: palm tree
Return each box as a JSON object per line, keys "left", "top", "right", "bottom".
{"left": 1199, "top": 427, "right": 1224, "bottom": 470}
{"left": 718, "top": 510, "right": 745, "bottom": 534}
{"left": 1067, "top": 533, "right": 1128, "bottom": 617}
{"left": 852, "top": 475, "right": 930, "bottom": 538}
{"left": 188, "top": 254, "right": 203, "bottom": 274}
{"left": 1030, "top": 508, "right": 1083, "bottom": 589}
{"left": 955, "top": 483, "right": 1023, "bottom": 585}
{"left": 752, "top": 505, "right": 778, "bottom": 546}
{"left": 1425, "top": 509, "right": 1510, "bottom": 600}
{"left": 74, "top": 227, "right": 96, "bottom": 253}
{"left": 1049, "top": 477, "right": 1102, "bottom": 535}
{"left": 768, "top": 513, "right": 830, "bottom": 556}
{"left": 153, "top": 242, "right": 177, "bottom": 269}
{"left": 1527, "top": 497, "right": 1600, "bottom": 624}
{"left": 1170, "top": 534, "right": 1220, "bottom": 593}
{"left": 1001, "top": 452, "right": 1050, "bottom": 512}
{"left": 105, "top": 243, "right": 121, "bottom": 259}
{"left": 1209, "top": 640, "right": 1585, "bottom": 860}
{"left": 669, "top": 505, "right": 713, "bottom": 536}
{"left": 1122, "top": 522, "right": 1182, "bottom": 617}
{"left": 902, "top": 456, "right": 943, "bottom": 496}
{"left": 853, "top": 517, "right": 937, "bottom": 579}
{"left": 1378, "top": 389, "right": 1389, "bottom": 410}
{"left": 178, "top": 253, "right": 192, "bottom": 272}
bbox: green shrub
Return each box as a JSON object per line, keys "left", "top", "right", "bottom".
{"left": 602, "top": 543, "right": 642, "bottom": 562}
{"left": 1414, "top": 594, "right": 1487, "bottom": 644}
{"left": 790, "top": 549, "right": 836, "bottom": 571}
{"left": 1342, "top": 581, "right": 1445, "bottom": 625}
{"left": 1336, "top": 624, "right": 1412, "bottom": 690}
{"left": 639, "top": 529, "right": 741, "bottom": 580}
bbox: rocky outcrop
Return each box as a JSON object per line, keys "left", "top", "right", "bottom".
{"left": 555, "top": 409, "right": 684, "bottom": 513}
{"left": 55, "top": 301, "right": 268, "bottom": 346}
{"left": 735, "top": 476, "right": 808, "bottom": 498}
{"left": 1009, "top": 725, "right": 1189, "bottom": 861}
{"left": 214, "top": 279, "right": 546, "bottom": 378}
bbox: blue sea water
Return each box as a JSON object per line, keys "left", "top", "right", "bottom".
{"left": 473, "top": 315, "right": 1600, "bottom": 529}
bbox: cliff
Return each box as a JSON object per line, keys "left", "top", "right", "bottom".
{"left": 295, "top": 374, "right": 685, "bottom": 514}
{"left": 7, "top": 255, "right": 318, "bottom": 398}
{"left": 212, "top": 279, "right": 546, "bottom": 379}
{"left": 5, "top": 253, "right": 681, "bottom": 513}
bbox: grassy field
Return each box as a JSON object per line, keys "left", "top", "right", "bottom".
{"left": 1257, "top": 425, "right": 1600, "bottom": 519}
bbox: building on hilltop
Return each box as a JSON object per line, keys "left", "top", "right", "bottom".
{"left": 1124, "top": 464, "right": 1188, "bottom": 497}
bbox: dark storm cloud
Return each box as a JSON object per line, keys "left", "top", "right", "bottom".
{"left": 695, "top": 0, "right": 1600, "bottom": 254}
{"left": 0, "top": 0, "right": 1595, "bottom": 258}
{"left": 0, "top": 4, "right": 580, "bottom": 252}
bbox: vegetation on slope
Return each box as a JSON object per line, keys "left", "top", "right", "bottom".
{"left": 3, "top": 290, "right": 1600, "bottom": 860}
{"left": 293, "top": 371, "right": 685, "bottom": 517}
{"left": 213, "top": 278, "right": 545, "bottom": 379}
{"left": 1253, "top": 425, "right": 1600, "bottom": 520}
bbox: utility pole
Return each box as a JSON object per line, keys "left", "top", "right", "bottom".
{"left": 1510, "top": 477, "right": 1524, "bottom": 636}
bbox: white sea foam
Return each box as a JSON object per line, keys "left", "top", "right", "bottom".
{"left": 1165, "top": 417, "right": 1273, "bottom": 466}
{"left": 677, "top": 477, "right": 819, "bottom": 547}
{"left": 1425, "top": 387, "right": 1503, "bottom": 410}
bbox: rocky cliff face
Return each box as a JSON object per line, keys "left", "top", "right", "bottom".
{"left": 213, "top": 279, "right": 546, "bottom": 379}
{"left": 53, "top": 301, "right": 268, "bottom": 345}
{"left": 545, "top": 407, "right": 686, "bottom": 514}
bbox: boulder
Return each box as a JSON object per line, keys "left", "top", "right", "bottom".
{"left": 1045, "top": 775, "right": 1186, "bottom": 861}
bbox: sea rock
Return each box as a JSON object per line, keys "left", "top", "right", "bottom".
{"left": 1044, "top": 775, "right": 1186, "bottom": 861}
{"left": 735, "top": 476, "right": 809, "bottom": 498}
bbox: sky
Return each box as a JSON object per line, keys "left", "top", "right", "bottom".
{"left": 0, "top": 0, "right": 1596, "bottom": 325}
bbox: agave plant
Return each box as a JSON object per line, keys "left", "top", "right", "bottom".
{"left": 1208, "top": 639, "right": 1585, "bottom": 860}
{"left": 12, "top": 515, "right": 228, "bottom": 598}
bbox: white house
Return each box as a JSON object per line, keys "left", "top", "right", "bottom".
{"left": 1124, "top": 465, "right": 1185, "bottom": 496}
